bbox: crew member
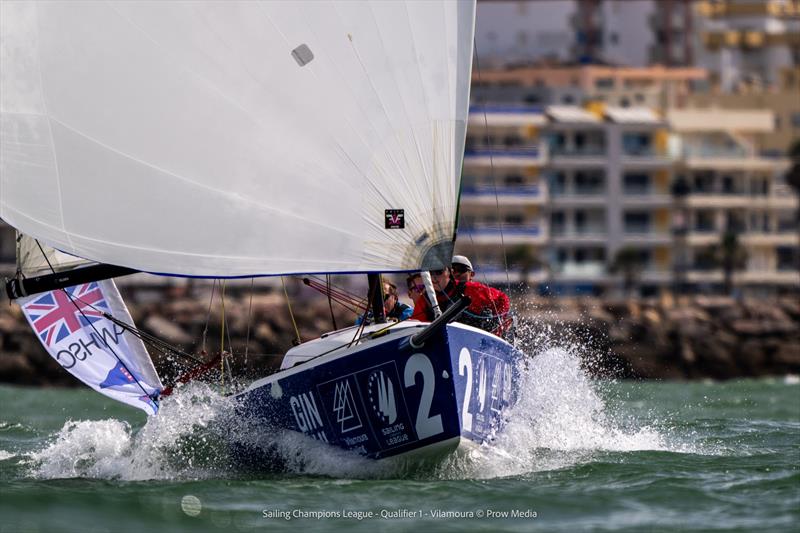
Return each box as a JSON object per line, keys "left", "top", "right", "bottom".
{"left": 410, "top": 267, "right": 510, "bottom": 336}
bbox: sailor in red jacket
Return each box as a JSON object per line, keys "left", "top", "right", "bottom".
{"left": 411, "top": 267, "right": 510, "bottom": 336}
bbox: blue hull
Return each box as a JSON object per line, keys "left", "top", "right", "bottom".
{"left": 233, "top": 323, "right": 522, "bottom": 461}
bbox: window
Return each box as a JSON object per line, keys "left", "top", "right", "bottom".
{"left": 624, "top": 173, "right": 650, "bottom": 194}
{"left": 574, "top": 171, "right": 605, "bottom": 194}
{"left": 595, "top": 77, "right": 614, "bottom": 89}
{"left": 624, "top": 212, "right": 650, "bottom": 233}
{"left": 549, "top": 171, "right": 567, "bottom": 194}
{"left": 622, "top": 132, "right": 652, "bottom": 156}
{"left": 505, "top": 214, "right": 524, "bottom": 225}
{"left": 504, "top": 174, "right": 524, "bottom": 186}
{"left": 695, "top": 210, "right": 715, "bottom": 232}
{"left": 721, "top": 175, "right": 736, "bottom": 194}
{"left": 692, "top": 172, "right": 714, "bottom": 193}
{"left": 777, "top": 247, "right": 798, "bottom": 271}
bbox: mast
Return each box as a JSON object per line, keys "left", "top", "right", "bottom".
{"left": 367, "top": 274, "right": 387, "bottom": 324}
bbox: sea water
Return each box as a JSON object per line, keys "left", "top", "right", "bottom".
{"left": 0, "top": 342, "right": 798, "bottom": 532}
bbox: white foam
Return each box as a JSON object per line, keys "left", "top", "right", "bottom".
{"left": 0, "top": 450, "right": 16, "bottom": 461}
{"left": 29, "top": 382, "right": 231, "bottom": 480}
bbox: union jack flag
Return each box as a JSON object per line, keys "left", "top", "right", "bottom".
{"left": 23, "top": 283, "right": 109, "bottom": 346}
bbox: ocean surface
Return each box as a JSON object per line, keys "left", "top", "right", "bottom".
{"left": 1, "top": 346, "right": 798, "bottom": 533}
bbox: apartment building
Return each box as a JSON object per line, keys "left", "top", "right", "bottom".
{"left": 472, "top": 64, "right": 707, "bottom": 110}
{"left": 459, "top": 106, "right": 549, "bottom": 284}
{"left": 685, "top": 66, "right": 800, "bottom": 155}
{"left": 695, "top": 0, "right": 800, "bottom": 90}
{"left": 669, "top": 109, "right": 798, "bottom": 291}
{"left": 457, "top": 105, "right": 675, "bottom": 294}
{"left": 543, "top": 105, "right": 673, "bottom": 294}
{"left": 456, "top": 104, "right": 797, "bottom": 294}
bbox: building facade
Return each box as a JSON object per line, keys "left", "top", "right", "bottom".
{"left": 456, "top": 104, "right": 798, "bottom": 295}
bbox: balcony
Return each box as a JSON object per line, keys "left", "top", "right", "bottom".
{"left": 681, "top": 146, "right": 780, "bottom": 172}
{"left": 552, "top": 261, "right": 608, "bottom": 279}
{"left": 551, "top": 226, "right": 607, "bottom": 245}
{"left": 463, "top": 144, "right": 547, "bottom": 166}
{"left": 465, "top": 146, "right": 540, "bottom": 157}
{"left": 622, "top": 229, "right": 672, "bottom": 245}
{"left": 460, "top": 184, "right": 545, "bottom": 206}
{"left": 459, "top": 223, "right": 545, "bottom": 245}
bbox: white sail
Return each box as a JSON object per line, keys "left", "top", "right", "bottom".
{"left": 17, "top": 233, "right": 92, "bottom": 277}
{"left": 1, "top": 0, "right": 475, "bottom": 277}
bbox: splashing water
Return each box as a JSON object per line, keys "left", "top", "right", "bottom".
{"left": 28, "top": 382, "right": 232, "bottom": 480}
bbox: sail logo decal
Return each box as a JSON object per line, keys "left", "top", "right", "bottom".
{"left": 385, "top": 209, "right": 404, "bottom": 229}
{"left": 332, "top": 379, "right": 362, "bottom": 433}
{"left": 24, "top": 283, "right": 107, "bottom": 346}
{"left": 368, "top": 370, "right": 397, "bottom": 424}
{"left": 18, "top": 280, "right": 162, "bottom": 416}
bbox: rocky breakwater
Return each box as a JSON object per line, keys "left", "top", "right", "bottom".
{"left": 1, "top": 290, "right": 798, "bottom": 386}
{"left": 517, "top": 295, "right": 800, "bottom": 379}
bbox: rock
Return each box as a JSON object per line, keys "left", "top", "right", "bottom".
{"left": 143, "top": 315, "right": 193, "bottom": 345}
{"left": 771, "top": 342, "right": 800, "bottom": 368}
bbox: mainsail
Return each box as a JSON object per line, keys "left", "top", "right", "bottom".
{"left": 1, "top": 1, "right": 475, "bottom": 277}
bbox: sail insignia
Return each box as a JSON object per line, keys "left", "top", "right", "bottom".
{"left": 291, "top": 44, "right": 314, "bottom": 66}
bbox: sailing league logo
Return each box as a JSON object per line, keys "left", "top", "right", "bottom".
{"left": 367, "top": 370, "right": 397, "bottom": 424}
{"left": 384, "top": 209, "right": 404, "bottom": 229}
{"left": 332, "top": 379, "right": 362, "bottom": 433}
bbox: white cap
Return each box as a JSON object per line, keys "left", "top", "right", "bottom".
{"left": 451, "top": 255, "right": 473, "bottom": 271}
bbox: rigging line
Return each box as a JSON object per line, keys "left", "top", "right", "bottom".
{"left": 281, "top": 277, "right": 302, "bottom": 346}
{"left": 349, "top": 276, "right": 376, "bottom": 348}
{"left": 32, "top": 240, "right": 154, "bottom": 400}
{"left": 304, "top": 274, "right": 366, "bottom": 304}
{"left": 473, "top": 37, "right": 511, "bottom": 294}
{"left": 301, "top": 277, "right": 367, "bottom": 313}
{"left": 219, "top": 279, "right": 226, "bottom": 392}
{"left": 201, "top": 279, "right": 216, "bottom": 354}
{"left": 327, "top": 275, "right": 337, "bottom": 331}
{"left": 244, "top": 277, "right": 254, "bottom": 366}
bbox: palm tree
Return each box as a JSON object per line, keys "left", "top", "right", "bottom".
{"left": 610, "top": 247, "right": 645, "bottom": 297}
{"left": 699, "top": 231, "right": 748, "bottom": 295}
{"left": 719, "top": 230, "right": 748, "bottom": 295}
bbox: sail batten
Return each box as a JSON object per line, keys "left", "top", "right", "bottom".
{"left": 1, "top": 1, "right": 475, "bottom": 277}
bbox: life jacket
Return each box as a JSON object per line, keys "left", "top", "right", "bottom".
{"left": 410, "top": 280, "right": 510, "bottom": 335}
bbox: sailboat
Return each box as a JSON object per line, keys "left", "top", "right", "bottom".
{"left": 1, "top": 0, "right": 521, "bottom": 462}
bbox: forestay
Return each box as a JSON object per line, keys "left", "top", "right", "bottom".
{"left": 0, "top": 0, "right": 475, "bottom": 277}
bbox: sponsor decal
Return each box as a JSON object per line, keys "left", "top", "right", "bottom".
{"left": 384, "top": 209, "right": 404, "bottom": 229}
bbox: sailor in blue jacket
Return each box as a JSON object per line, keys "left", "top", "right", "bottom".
{"left": 356, "top": 280, "right": 413, "bottom": 324}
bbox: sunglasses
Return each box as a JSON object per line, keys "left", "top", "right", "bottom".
{"left": 452, "top": 264, "right": 470, "bottom": 274}
{"left": 429, "top": 269, "right": 447, "bottom": 276}
{"left": 408, "top": 284, "right": 425, "bottom": 292}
